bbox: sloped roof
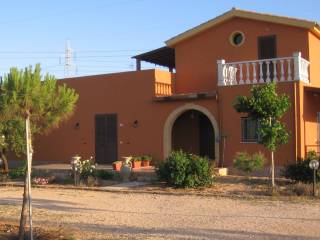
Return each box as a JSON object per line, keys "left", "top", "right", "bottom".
{"left": 132, "top": 47, "right": 175, "bottom": 68}
{"left": 166, "top": 8, "right": 320, "bottom": 47}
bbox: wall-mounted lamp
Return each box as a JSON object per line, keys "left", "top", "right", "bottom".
{"left": 74, "top": 122, "right": 80, "bottom": 130}
{"left": 133, "top": 120, "right": 139, "bottom": 128}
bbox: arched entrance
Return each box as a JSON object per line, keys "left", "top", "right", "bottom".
{"left": 163, "top": 103, "right": 219, "bottom": 161}
{"left": 172, "top": 110, "right": 215, "bottom": 159}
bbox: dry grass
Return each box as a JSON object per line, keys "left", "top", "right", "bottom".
{"left": 0, "top": 222, "right": 76, "bottom": 240}
{"left": 137, "top": 176, "right": 320, "bottom": 200}
{"left": 279, "top": 182, "right": 320, "bottom": 196}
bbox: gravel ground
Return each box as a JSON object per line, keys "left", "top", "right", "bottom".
{"left": 0, "top": 187, "right": 319, "bottom": 240}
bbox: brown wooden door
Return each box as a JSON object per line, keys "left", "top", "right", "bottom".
{"left": 258, "top": 35, "right": 277, "bottom": 81}
{"left": 199, "top": 114, "right": 215, "bottom": 160}
{"left": 95, "top": 114, "right": 118, "bottom": 164}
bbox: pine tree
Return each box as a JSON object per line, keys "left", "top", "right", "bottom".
{"left": 0, "top": 64, "right": 78, "bottom": 240}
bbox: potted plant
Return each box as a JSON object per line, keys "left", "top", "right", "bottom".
{"left": 141, "top": 155, "right": 152, "bottom": 167}
{"left": 112, "top": 161, "right": 122, "bottom": 171}
{"left": 132, "top": 156, "right": 142, "bottom": 169}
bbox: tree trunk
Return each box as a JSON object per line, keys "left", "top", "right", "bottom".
{"left": 0, "top": 149, "right": 9, "bottom": 174}
{"left": 271, "top": 151, "right": 275, "bottom": 188}
{"left": 18, "top": 169, "right": 28, "bottom": 240}
{"left": 269, "top": 116, "right": 276, "bottom": 189}
{"left": 18, "top": 116, "right": 33, "bottom": 240}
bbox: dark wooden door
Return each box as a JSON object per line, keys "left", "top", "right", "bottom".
{"left": 199, "top": 114, "right": 215, "bottom": 160}
{"left": 95, "top": 114, "right": 118, "bottom": 164}
{"left": 258, "top": 35, "right": 277, "bottom": 81}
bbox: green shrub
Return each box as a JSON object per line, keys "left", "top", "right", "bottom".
{"left": 8, "top": 168, "right": 25, "bottom": 179}
{"left": 95, "top": 169, "right": 113, "bottom": 180}
{"left": 141, "top": 155, "right": 152, "bottom": 161}
{"left": 8, "top": 160, "right": 26, "bottom": 179}
{"left": 282, "top": 151, "right": 320, "bottom": 183}
{"left": 132, "top": 156, "right": 142, "bottom": 162}
{"left": 73, "top": 157, "right": 96, "bottom": 180}
{"left": 156, "top": 150, "right": 213, "bottom": 188}
{"left": 233, "top": 151, "right": 265, "bottom": 175}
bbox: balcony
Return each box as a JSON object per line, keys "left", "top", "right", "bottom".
{"left": 155, "top": 81, "right": 173, "bottom": 97}
{"left": 154, "top": 78, "right": 217, "bottom": 102}
{"left": 217, "top": 52, "right": 310, "bottom": 86}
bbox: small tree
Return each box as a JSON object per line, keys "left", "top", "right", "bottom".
{"left": 0, "top": 64, "right": 78, "bottom": 240}
{"left": 234, "top": 83, "right": 290, "bottom": 187}
{"left": 0, "top": 119, "right": 28, "bottom": 175}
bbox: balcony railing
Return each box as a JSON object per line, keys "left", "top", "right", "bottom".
{"left": 155, "top": 82, "right": 173, "bottom": 96}
{"left": 217, "top": 52, "right": 310, "bottom": 86}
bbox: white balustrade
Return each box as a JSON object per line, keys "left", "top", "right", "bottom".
{"left": 217, "top": 52, "right": 310, "bottom": 86}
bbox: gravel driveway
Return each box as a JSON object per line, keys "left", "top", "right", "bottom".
{"left": 0, "top": 187, "right": 319, "bottom": 240}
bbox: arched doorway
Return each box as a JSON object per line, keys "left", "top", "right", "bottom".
{"left": 172, "top": 110, "right": 215, "bottom": 159}
{"left": 163, "top": 103, "right": 219, "bottom": 161}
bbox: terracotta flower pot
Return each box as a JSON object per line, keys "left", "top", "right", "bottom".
{"left": 113, "top": 162, "right": 122, "bottom": 171}
{"left": 141, "top": 160, "right": 150, "bottom": 167}
{"left": 132, "top": 161, "right": 141, "bottom": 169}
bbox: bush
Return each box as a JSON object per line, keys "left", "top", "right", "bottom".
{"left": 8, "top": 160, "right": 26, "bottom": 179}
{"left": 282, "top": 151, "right": 320, "bottom": 183}
{"left": 233, "top": 151, "right": 265, "bottom": 175}
{"left": 156, "top": 150, "right": 213, "bottom": 188}
{"left": 8, "top": 168, "right": 25, "bottom": 179}
{"left": 73, "top": 157, "right": 96, "bottom": 180}
{"left": 95, "top": 169, "right": 113, "bottom": 180}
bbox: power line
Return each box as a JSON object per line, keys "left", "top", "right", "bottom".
{"left": 0, "top": 55, "right": 134, "bottom": 59}
{"left": 0, "top": 49, "right": 147, "bottom": 54}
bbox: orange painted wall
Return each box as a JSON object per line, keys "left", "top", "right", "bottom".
{"left": 308, "top": 32, "right": 320, "bottom": 87}
{"left": 218, "top": 82, "right": 296, "bottom": 166}
{"left": 31, "top": 16, "right": 320, "bottom": 167}
{"left": 33, "top": 69, "right": 219, "bottom": 164}
{"left": 174, "top": 17, "right": 309, "bottom": 93}
{"left": 303, "top": 89, "right": 320, "bottom": 154}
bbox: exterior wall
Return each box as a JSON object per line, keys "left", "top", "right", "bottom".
{"left": 303, "top": 89, "right": 320, "bottom": 154}
{"left": 308, "top": 32, "right": 320, "bottom": 87}
{"left": 218, "top": 82, "right": 296, "bottom": 166}
{"left": 33, "top": 69, "right": 219, "bottom": 164}
{"left": 174, "top": 17, "right": 309, "bottom": 94}
{"left": 31, "top": 16, "right": 320, "bottom": 167}
{"left": 304, "top": 32, "right": 320, "bottom": 155}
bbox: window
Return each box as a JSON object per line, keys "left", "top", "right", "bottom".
{"left": 241, "top": 118, "right": 259, "bottom": 143}
{"left": 229, "top": 31, "right": 245, "bottom": 47}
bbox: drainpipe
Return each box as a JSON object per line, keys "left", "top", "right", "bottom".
{"left": 294, "top": 81, "right": 298, "bottom": 163}
{"left": 217, "top": 86, "right": 223, "bottom": 167}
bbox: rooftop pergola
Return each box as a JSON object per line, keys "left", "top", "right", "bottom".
{"left": 132, "top": 46, "right": 175, "bottom": 72}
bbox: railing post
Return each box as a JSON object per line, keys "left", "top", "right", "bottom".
{"left": 136, "top": 59, "right": 141, "bottom": 71}
{"left": 293, "top": 52, "right": 301, "bottom": 81}
{"left": 217, "top": 60, "right": 225, "bottom": 86}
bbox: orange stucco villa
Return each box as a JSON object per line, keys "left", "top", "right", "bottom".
{"left": 33, "top": 9, "right": 320, "bottom": 167}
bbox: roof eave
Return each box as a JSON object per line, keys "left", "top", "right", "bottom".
{"left": 166, "top": 9, "right": 319, "bottom": 47}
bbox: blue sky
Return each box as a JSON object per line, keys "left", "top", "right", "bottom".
{"left": 0, "top": 0, "right": 319, "bottom": 78}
